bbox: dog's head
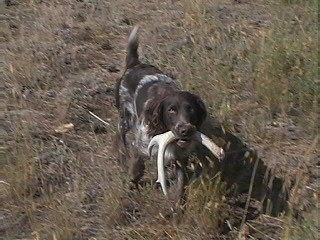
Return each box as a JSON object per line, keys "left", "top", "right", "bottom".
{"left": 144, "top": 90, "right": 207, "bottom": 148}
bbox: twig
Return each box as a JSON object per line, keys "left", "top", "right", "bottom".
{"left": 238, "top": 156, "right": 259, "bottom": 234}
{"left": 246, "top": 223, "right": 276, "bottom": 240}
{"left": 305, "top": 185, "right": 317, "bottom": 192}
{"left": 89, "top": 111, "right": 110, "bottom": 126}
{"left": 247, "top": 219, "right": 284, "bottom": 229}
{"left": 261, "top": 214, "right": 285, "bottom": 223}
{"left": 0, "top": 180, "right": 10, "bottom": 186}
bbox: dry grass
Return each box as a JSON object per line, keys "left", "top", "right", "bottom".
{"left": 1, "top": 0, "right": 318, "bottom": 239}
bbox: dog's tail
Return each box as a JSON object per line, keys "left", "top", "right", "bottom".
{"left": 125, "top": 26, "right": 140, "bottom": 69}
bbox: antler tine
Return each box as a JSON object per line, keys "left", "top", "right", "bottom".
{"left": 148, "top": 131, "right": 176, "bottom": 196}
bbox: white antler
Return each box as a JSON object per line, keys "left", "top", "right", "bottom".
{"left": 148, "top": 131, "right": 224, "bottom": 196}
{"left": 193, "top": 132, "right": 224, "bottom": 160}
{"left": 148, "top": 131, "right": 176, "bottom": 196}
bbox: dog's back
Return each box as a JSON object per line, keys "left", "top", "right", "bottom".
{"left": 115, "top": 27, "right": 164, "bottom": 110}
{"left": 115, "top": 27, "right": 178, "bottom": 119}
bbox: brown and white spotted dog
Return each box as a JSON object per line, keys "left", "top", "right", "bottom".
{"left": 115, "top": 27, "right": 219, "bottom": 202}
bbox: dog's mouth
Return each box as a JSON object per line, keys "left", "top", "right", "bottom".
{"left": 175, "top": 138, "right": 192, "bottom": 148}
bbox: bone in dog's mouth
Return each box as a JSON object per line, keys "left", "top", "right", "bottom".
{"left": 148, "top": 131, "right": 224, "bottom": 196}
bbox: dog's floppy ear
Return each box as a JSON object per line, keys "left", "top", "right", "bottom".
{"left": 144, "top": 98, "right": 167, "bottom": 136}
{"left": 143, "top": 84, "right": 176, "bottom": 136}
{"left": 194, "top": 95, "right": 207, "bottom": 126}
{"left": 179, "top": 91, "right": 207, "bottom": 127}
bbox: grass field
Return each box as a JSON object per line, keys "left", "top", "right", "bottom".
{"left": 1, "top": 0, "right": 318, "bottom": 239}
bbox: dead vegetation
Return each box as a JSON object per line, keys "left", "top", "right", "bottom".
{"left": 1, "top": 0, "right": 318, "bottom": 239}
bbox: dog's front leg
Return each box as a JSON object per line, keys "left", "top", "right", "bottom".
{"left": 174, "top": 162, "right": 188, "bottom": 209}
{"left": 163, "top": 159, "right": 188, "bottom": 211}
{"left": 127, "top": 148, "right": 145, "bottom": 189}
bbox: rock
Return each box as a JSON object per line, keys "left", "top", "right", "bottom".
{"left": 47, "top": 90, "right": 57, "bottom": 98}
{"left": 101, "top": 41, "right": 113, "bottom": 50}
{"left": 107, "top": 65, "right": 120, "bottom": 73}
{"left": 4, "top": 0, "right": 12, "bottom": 6}
{"left": 89, "top": 86, "right": 113, "bottom": 96}
{"left": 121, "top": 17, "right": 132, "bottom": 25}
{"left": 73, "top": 12, "right": 86, "bottom": 22}
{"left": 93, "top": 122, "right": 108, "bottom": 134}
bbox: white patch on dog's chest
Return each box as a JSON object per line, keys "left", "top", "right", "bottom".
{"left": 135, "top": 120, "right": 151, "bottom": 156}
{"left": 134, "top": 120, "right": 195, "bottom": 165}
{"left": 134, "top": 120, "right": 176, "bottom": 161}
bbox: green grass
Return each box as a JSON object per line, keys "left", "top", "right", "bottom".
{"left": 252, "top": 1, "right": 318, "bottom": 133}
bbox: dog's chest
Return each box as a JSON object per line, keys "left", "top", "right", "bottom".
{"left": 135, "top": 121, "right": 151, "bottom": 156}
{"left": 134, "top": 121, "right": 195, "bottom": 163}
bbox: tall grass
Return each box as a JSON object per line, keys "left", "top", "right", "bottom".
{"left": 252, "top": 1, "right": 318, "bottom": 134}
{"left": 151, "top": 0, "right": 318, "bottom": 137}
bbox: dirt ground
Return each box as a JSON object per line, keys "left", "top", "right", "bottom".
{"left": 1, "top": 0, "right": 318, "bottom": 239}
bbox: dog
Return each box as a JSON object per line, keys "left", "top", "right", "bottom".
{"left": 114, "top": 27, "right": 290, "bottom": 217}
{"left": 115, "top": 26, "right": 221, "bottom": 203}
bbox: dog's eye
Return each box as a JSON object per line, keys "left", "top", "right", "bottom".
{"left": 168, "top": 106, "right": 176, "bottom": 114}
{"left": 186, "top": 105, "right": 194, "bottom": 114}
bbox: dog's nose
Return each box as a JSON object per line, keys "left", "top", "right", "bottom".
{"left": 176, "top": 123, "right": 196, "bottom": 138}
